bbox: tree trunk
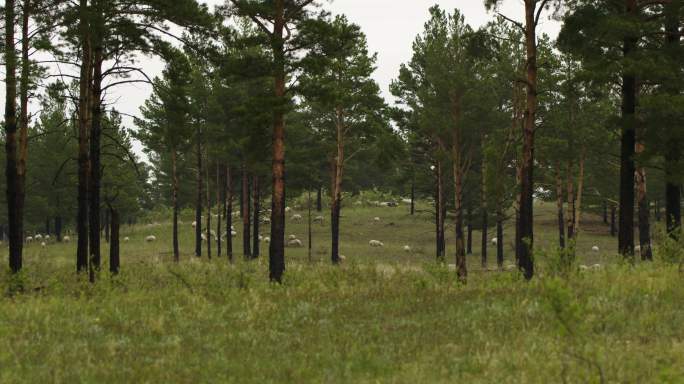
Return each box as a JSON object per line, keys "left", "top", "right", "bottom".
{"left": 316, "top": 185, "right": 322, "bottom": 212}
{"left": 45, "top": 219, "right": 50, "bottom": 237}
{"left": 331, "top": 106, "right": 345, "bottom": 265}
{"left": 654, "top": 199, "right": 661, "bottom": 222}
{"left": 466, "top": 208, "right": 473, "bottom": 255}
{"left": 217, "top": 163, "right": 222, "bottom": 258}
{"left": 5, "top": 0, "right": 22, "bottom": 273}
{"left": 76, "top": 0, "right": 92, "bottom": 273}
{"left": 566, "top": 160, "right": 576, "bottom": 243}
{"left": 603, "top": 200, "right": 609, "bottom": 225}
{"left": 435, "top": 157, "right": 445, "bottom": 261}
{"left": 103, "top": 209, "right": 109, "bottom": 243}
{"left": 555, "top": 162, "right": 565, "bottom": 249}
{"left": 618, "top": 0, "right": 637, "bottom": 258}
{"left": 636, "top": 142, "right": 652, "bottom": 261}
{"left": 308, "top": 189, "right": 313, "bottom": 262}
{"left": 516, "top": 0, "right": 539, "bottom": 280}
{"left": 171, "top": 150, "right": 180, "bottom": 262}
{"left": 195, "top": 124, "right": 202, "bottom": 257}
{"left": 109, "top": 207, "right": 119, "bottom": 275}
{"left": 481, "top": 153, "right": 488, "bottom": 267}
{"left": 205, "top": 158, "right": 211, "bottom": 260}
{"left": 55, "top": 216, "right": 62, "bottom": 242}
{"left": 226, "top": 165, "right": 233, "bottom": 262}
{"left": 574, "top": 150, "right": 586, "bottom": 234}
{"left": 252, "top": 175, "right": 260, "bottom": 258}
{"left": 242, "top": 165, "right": 251, "bottom": 258}
{"left": 611, "top": 206, "right": 617, "bottom": 237}
{"left": 452, "top": 97, "right": 467, "bottom": 282}
{"left": 410, "top": 178, "right": 415, "bottom": 215}
{"left": 88, "top": 24, "right": 103, "bottom": 282}
{"left": 496, "top": 211, "right": 504, "bottom": 269}
{"left": 664, "top": 7, "right": 682, "bottom": 240}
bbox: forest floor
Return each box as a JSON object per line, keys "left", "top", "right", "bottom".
{"left": 1, "top": 200, "right": 683, "bottom": 383}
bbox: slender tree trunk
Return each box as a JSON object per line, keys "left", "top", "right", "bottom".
{"left": 555, "top": 162, "right": 565, "bottom": 249}
{"left": 611, "top": 205, "right": 617, "bottom": 237}
{"left": 466, "top": 208, "right": 473, "bottom": 255}
{"left": 481, "top": 153, "right": 488, "bottom": 267}
{"left": 515, "top": 0, "right": 539, "bottom": 280}
{"left": 5, "top": 0, "right": 22, "bottom": 273}
{"left": 603, "top": 200, "right": 609, "bottom": 225}
{"left": 435, "top": 157, "right": 445, "bottom": 261}
{"left": 636, "top": 142, "right": 653, "bottom": 261}
{"left": 618, "top": 0, "right": 637, "bottom": 258}
{"left": 252, "top": 175, "right": 260, "bottom": 258}
{"left": 206, "top": 158, "right": 211, "bottom": 260}
{"left": 654, "top": 199, "right": 661, "bottom": 222}
{"left": 17, "top": 0, "right": 30, "bottom": 258}
{"left": 195, "top": 125, "right": 202, "bottom": 257}
{"left": 566, "top": 160, "right": 576, "bottom": 243}
{"left": 574, "top": 150, "right": 586, "bottom": 235}
{"left": 109, "top": 207, "right": 119, "bottom": 275}
{"left": 76, "top": 0, "right": 92, "bottom": 273}
{"left": 664, "top": 6, "right": 682, "bottom": 240}
{"left": 226, "top": 166, "right": 233, "bottom": 262}
{"left": 103, "top": 209, "right": 109, "bottom": 243}
{"left": 217, "top": 163, "right": 222, "bottom": 258}
{"left": 55, "top": 216, "right": 62, "bottom": 242}
{"left": 496, "top": 211, "right": 504, "bottom": 269}
{"left": 308, "top": 189, "right": 313, "bottom": 263}
{"left": 316, "top": 185, "right": 322, "bottom": 212}
{"left": 171, "top": 150, "right": 180, "bottom": 262}
{"left": 242, "top": 165, "right": 251, "bottom": 258}
{"left": 451, "top": 97, "right": 467, "bottom": 281}
{"left": 268, "top": 0, "right": 287, "bottom": 282}
{"left": 331, "top": 107, "right": 345, "bottom": 265}
{"left": 88, "top": 22, "right": 103, "bottom": 282}
{"left": 410, "top": 177, "right": 416, "bottom": 215}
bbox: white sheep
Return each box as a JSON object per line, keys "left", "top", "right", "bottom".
{"left": 579, "top": 265, "right": 589, "bottom": 271}
{"left": 63, "top": 236, "right": 71, "bottom": 243}
{"left": 201, "top": 233, "right": 208, "bottom": 242}
{"left": 145, "top": 235, "right": 156, "bottom": 242}
{"left": 592, "top": 245, "right": 600, "bottom": 252}
{"left": 26, "top": 236, "right": 33, "bottom": 243}
{"left": 591, "top": 264, "right": 602, "bottom": 270}
{"left": 505, "top": 264, "right": 516, "bottom": 271}
{"left": 192, "top": 221, "right": 197, "bottom": 228}
{"left": 289, "top": 234, "right": 297, "bottom": 240}
{"left": 340, "top": 254, "right": 346, "bottom": 261}
{"left": 35, "top": 234, "right": 43, "bottom": 240}
{"left": 369, "top": 240, "right": 384, "bottom": 247}
{"left": 373, "top": 217, "right": 381, "bottom": 222}
{"left": 313, "top": 216, "right": 324, "bottom": 224}
{"left": 287, "top": 238, "right": 303, "bottom": 247}
{"left": 210, "top": 229, "right": 217, "bottom": 238}
{"left": 403, "top": 245, "right": 411, "bottom": 252}
{"left": 635, "top": 245, "right": 641, "bottom": 253}
{"left": 285, "top": 207, "right": 292, "bottom": 213}
{"left": 40, "top": 242, "right": 46, "bottom": 248}
{"left": 231, "top": 230, "right": 237, "bottom": 237}
{"left": 124, "top": 237, "right": 130, "bottom": 242}
{"left": 264, "top": 236, "right": 270, "bottom": 243}
{"left": 258, "top": 235, "right": 264, "bottom": 241}
{"left": 263, "top": 217, "right": 271, "bottom": 224}
{"left": 291, "top": 214, "right": 303, "bottom": 222}
{"left": 402, "top": 198, "right": 412, "bottom": 204}
{"left": 491, "top": 237, "right": 498, "bottom": 245}
{"left": 45, "top": 235, "right": 50, "bottom": 241}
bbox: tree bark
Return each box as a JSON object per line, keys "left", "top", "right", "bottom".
{"left": 171, "top": 150, "right": 180, "bottom": 262}
{"left": 331, "top": 106, "right": 345, "bottom": 265}
{"left": 451, "top": 97, "right": 467, "bottom": 281}
{"left": 89, "top": 11, "right": 104, "bottom": 282}
{"left": 636, "top": 142, "right": 652, "bottom": 261}
{"left": 76, "top": 0, "right": 92, "bottom": 273}
{"left": 618, "top": 0, "right": 637, "bottom": 258}
{"left": 242, "top": 165, "right": 251, "bottom": 258}
{"left": 205, "top": 157, "right": 211, "bottom": 260}
{"left": 566, "top": 160, "right": 576, "bottom": 243}
{"left": 435, "top": 157, "right": 446, "bottom": 261}
{"left": 481, "top": 152, "right": 488, "bottom": 267}
{"left": 603, "top": 200, "right": 609, "bottom": 225}
{"left": 611, "top": 205, "right": 617, "bottom": 237}
{"left": 55, "top": 216, "right": 62, "bottom": 242}
{"left": 410, "top": 178, "right": 416, "bottom": 215}
{"left": 195, "top": 123, "right": 203, "bottom": 257}
{"left": 496, "top": 211, "right": 504, "bottom": 269}
{"left": 664, "top": 4, "right": 682, "bottom": 240}
{"left": 109, "top": 207, "right": 119, "bottom": 275}
{"left": 5, "top": 0, "right": 23, "bottom": 273}
{"left": 574, "top": 150, "right": 586, "bottom": 235}
{"left": 517, "top": 0, "right": 538, "bottom": 280}
{"left": 217, "top": 163, "right": 222, "bottom": 257}
{"left": 555, "top": 161, "right": 565, "bottom": 249}
{"left": 268, "top": 0, "right": 287, "bottom": 282}
{"left": 226, "top": 166, "right": 233, "bottom": 262}
{"left": 466, "top": 208, "right": 473, "bottom": 255}
{"left": 252, "top": 175, "right": 260, "bottom": 258}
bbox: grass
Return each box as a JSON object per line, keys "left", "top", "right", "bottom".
{"left": 1, "top": 200, "right": 683, "bottom": 383}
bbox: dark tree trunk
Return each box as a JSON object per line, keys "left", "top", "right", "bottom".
{"left": 5, "top": 0, "right": 23, "bottom": 273}
{"left": 555, "top": 163, "right": 565, "bottom": 249}
{"left": 308, "top": 189, "right": 313, "bottom": 263}
{"left": 603, "top": 200, "right": 609, "bottom": 225}
{"left": 566, "top": 161, "right": 576, "bottom": 243}
{"left": 76, "top": 0, "right": 92, "bottom": 273}
{"left": 618, "top": 0, "right": 637, "bottom": 258}
{"left": 109, "top": 207, "right": 119, "bottom": 275}
{"left": 103, "top": 209, "right": 109, "bottom": 243}
{"left": 466, "top": 208, "right": 473, "bottom": 255}
{"left": 636, "top": 141, "right": 652, "bottom": 261}
{"left": 481, "top": 154, "right": 488, "bottom": 267}
{"left": 242, "top": 166, "right": 251, "bottom": 258}
{"left": 410, "top": 178, "right": 415, "bottom": 215}
{"left": 664, "top": 8, "right": 682, "bottom": 240}
{"left": 195, "top": 125, "right": 203, "bottom": 258}
{"left": 654, "top": 199, "right": 661, "bottom": 222}
{"left": 252, "top": 176, "right": 260, "bottom": 258}
{"left": 269, "top": 1, "right": 287, "bottom": 282}
{"left": 316, "top": 185, "right": 322, "bottom": 212}
{"left": 217, "top": 163, "right": 222, "bottom": 257}
{"left": 435, "top": 160, "right": 446, "bottom": 260}
{"left": 496, "top": 211, "right": 504, "bottom": 269}
{"left": 205, "top": 158, "right": 211, "bottom": 260}
{"left": 226, "top": 166, "right": 233, "bottom": 262}
{"left": 171, "top": 150, "right": 180, "bottom": 262}
{"left": 331, "top": 108, "right": 346, "bottom": 265}
{"left": 55, "top": 216, "right": 62, "bottom": 242}
{"left": 45, "top": 219, "right": 50, "bottom": 236}
{"left": 611, "top": 206, "right": 617, "bottom": 237}
{"left": 89, "top": 31, "right": 104, "bottom": 281}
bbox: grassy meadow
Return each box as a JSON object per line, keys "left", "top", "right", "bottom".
{"left": 1, "top": 198, "right": 683, "bottom": 383}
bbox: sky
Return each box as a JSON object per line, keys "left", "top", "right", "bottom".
{"left": 2, "top": 1, "right": 561, "bottom": 157}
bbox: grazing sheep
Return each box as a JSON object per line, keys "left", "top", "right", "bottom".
{"left": 41, "top": 242, "right": 46, "bottom": 248}
{"left": 231, "top": 230, "right": 237, "bottom": 237}
{"left": 289, "top": 234, "right": 297, "bottom": 240}
{"left": 369, "top": 240, "right": 384, "bottom": 247}
{"left": 262, "top": 217, "right": 271, "bottom": 224}
{"left": 373, "top": 217, "right": 381, "bottom": 222}
{"left": 579, "top": 265, "right": 589, "bottom": 271}
{"left": 26, "top": 236, "right": 33, "bottom": 243}
{"left": 45, "top": 235, "right": 50, "bottom": 241}
{"left": 592, "top": 245, "right": 600, "bottom": 252}
{"left": 402, "top": 198, "right": 412, "bottom": 204}
{"left": 145, "top": 235, "right": 156, "bottom": 242}
{"left": 635, "top": 245, "right": 641, "bottom": 253}
{"left": 192, "top": 221, "right": 197, "bottom": 228}
{"left": 35, "top": 234, "right": 43, "bottom": 240}
{"left": 124, "top": 237, "right": 130, "bottom": 242}
{"left": 403, "top": 245, "right": 411, "bottom": 252}
{"left": 291, "top": 214, "right": 303, "bottom": 222}
{"left": 313, "top": 216, "right": 324, "bottom": 224}
{"left": 340, "top": 254, "right": 346, "bottom": 261}
{"left": 285, "top": 207, "right": 292, "bottom": 213}
{"left": 201, "top": 233, "right": 208, "bottom": 242}
{"left": 264, "top": 236, "right": 270, "bottom": 243}
{"left": 210, "top": 229, "right": 217, "bottom": 238}
{"left": 591, "top": 264, "right": 602, "bottom": 270}
{"left": 258, "top": 235, "right": 263, "bottom": 241}
{"left": 287, "top": 238, "right": 303, "bottom": 247}
{"left": 505, "top": 264, "right": 516, "bottom": 271}
{"left": 491, "top": 237, "right": 498, "bottom": 245}
{"left": 63, "top": 236, "right": 71, "bottom": 243}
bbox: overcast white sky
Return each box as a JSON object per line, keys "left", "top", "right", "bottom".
{"left": 2, "top": 1, "right": 561, "bottom": 156}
